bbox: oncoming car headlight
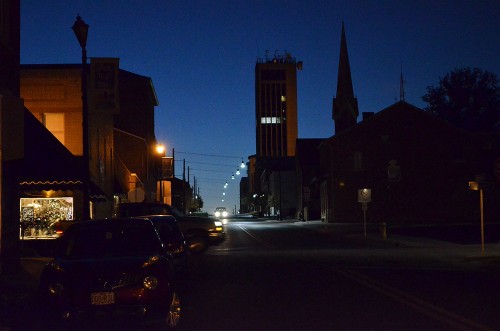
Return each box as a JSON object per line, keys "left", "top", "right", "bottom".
{"left": 215, "top": 211, "right": 221, "bottom": 217}
{"left": 222, "top": 211, "right": 228, "bottom": 217}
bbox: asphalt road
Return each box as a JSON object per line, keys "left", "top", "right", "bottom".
{"left": 175, "top": 219, "right": 500, "bottom": 331}
{"left": 3, "top": 219, "right": 500, "bottom": 331}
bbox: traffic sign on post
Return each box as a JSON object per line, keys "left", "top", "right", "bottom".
{"left": 358, "top": 188, "right": 372, "bottom": 202}
{"left": 358, "top": 188, "right": 371, "bottom": 237}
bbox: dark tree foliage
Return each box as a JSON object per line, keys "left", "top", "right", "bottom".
{"left": 422, "top": 67, "right": 499, "bottom": 132}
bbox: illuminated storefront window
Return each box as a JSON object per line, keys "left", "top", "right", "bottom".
{"left": 20, "top": 197, "right": 73, "bottom": 239}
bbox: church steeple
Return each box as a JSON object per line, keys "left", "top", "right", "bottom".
{"left": 332, "top": 22, "right": 359, "bottom": 134}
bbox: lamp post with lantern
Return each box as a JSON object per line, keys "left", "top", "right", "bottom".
{"left": 72, "top": 15, "right": 90, "bottom": 220}
{"left": 156, "top": 144, "right": 166, "bottom": 202}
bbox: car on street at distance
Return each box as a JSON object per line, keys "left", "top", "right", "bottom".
{"left": 116, "top": 202, "right": 225, "bottom": 254}
{"left": 214, "top": 207, "right": 228, "bottom": 218}
{"left": 36, "top": 218, "right": 181, "bottom": 329}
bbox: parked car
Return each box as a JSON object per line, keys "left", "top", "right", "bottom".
{"left": 116, "top": 203, "right": 225, "bottom": 254}
{"left": 139, "top": 215, "right": 188, "bottom": 274}
{"left": 37, "top": 218, "right": 181, "bottom": 329}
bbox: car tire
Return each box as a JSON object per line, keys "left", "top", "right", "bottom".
{"left": 185, "top": 235, "right": 208, "bottom": 254}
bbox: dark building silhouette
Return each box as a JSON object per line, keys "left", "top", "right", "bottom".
{"left": 0, "top": 0, "right": 23, "bottom": 268}
{"left": 332, "top": 22, "right": 358, "bottom": 134}
{"left": 319, "top": 101, "right": 499, "bottom": 223}
{"left": 295, "top": 138, "right": 324, "bottom": 221}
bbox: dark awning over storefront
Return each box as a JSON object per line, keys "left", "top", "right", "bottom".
{"left": 19, "top": 108, "right": 84, "bottom": 189}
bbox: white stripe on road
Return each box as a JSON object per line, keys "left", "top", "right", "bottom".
{"left": 237, "top": 224, "right": 276, "bottom": 249}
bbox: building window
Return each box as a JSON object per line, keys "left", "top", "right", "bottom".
{"left": 261, "top": 117, "right": 281, "bottom": 124}
{"left": 43, "top": 113, "right": 65, "bottom": 144}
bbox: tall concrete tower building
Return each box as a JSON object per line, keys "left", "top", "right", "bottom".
{"left": 255, "top": 52, "right": 302, "bottom": 158}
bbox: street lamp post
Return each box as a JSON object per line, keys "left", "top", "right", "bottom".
{"left": 156, "top": 144, "right": 166, "bottom": 202}
{"left": 72, "top": 15, "right": 90, "bottom": 220}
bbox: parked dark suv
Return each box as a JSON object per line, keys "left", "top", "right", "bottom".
{"left": 37, "top": 218, "right": 181, "bottom": 329}
{"left": 116, "top": 203, "right": 225, "bottom": 254}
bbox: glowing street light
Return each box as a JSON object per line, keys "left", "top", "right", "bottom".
{"left": 240, "top": 159, "right": 246, "bottom": 168}
{"left": 156, "top": 144, "right": 166, "bottom": 156}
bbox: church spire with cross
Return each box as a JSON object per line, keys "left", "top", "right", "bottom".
{"left": 332, "top": 22, "right": 359, "bottom": 134}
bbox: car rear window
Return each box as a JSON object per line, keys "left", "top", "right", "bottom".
{"left": 153, "top": 221, "right": 183, "bottom": 243}
{"left": 60, "top": 222, "right": 161, "bottom": 259}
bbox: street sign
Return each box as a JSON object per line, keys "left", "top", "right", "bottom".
{"left": 358, "top": 189, "right": 371, "bottom": 238}
{"left": 468, "top": 181, "right": 479, "bottom": 191}
{"left": 358, "top": 188, "right": 372, "bottom": 202}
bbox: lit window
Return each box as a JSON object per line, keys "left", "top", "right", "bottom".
{"left": 43, "top": 113, "right": 65, "bottom": 144}
{"left": 20, "top": 197, "right": 74, "bottom": 239}
{"left": 260, "top": 117, "right": 281, "bottom": 124}
{"left": 281, "top": 95, "right": 286, "bottom": 102}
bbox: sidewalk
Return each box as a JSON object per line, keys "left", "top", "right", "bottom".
{"left": 292, "top": 219, "right": 500, "bottom": 266}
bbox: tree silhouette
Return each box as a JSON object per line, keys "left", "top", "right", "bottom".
{"left": 422, "top": 67, "right": 499, "bottom": 132}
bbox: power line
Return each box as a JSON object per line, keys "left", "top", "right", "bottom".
{"left": 189, "top": 168, "right": 231, "bottom": 173}
{"left": 176, "top": 151, "right": 243, "bottom": 159}
{"left": 195, "top": 178, "right": 227, "bottom": 182}
{"left": 185, "top": 161, "right": 238, "bottom": 167}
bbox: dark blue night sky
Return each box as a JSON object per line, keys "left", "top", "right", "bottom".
{"left": 21, "top": 0, "right": 500, "bottom": 212}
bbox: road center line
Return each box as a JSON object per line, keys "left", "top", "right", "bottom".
{"left": 237, "top": 224, "right": 276, "bottom": 249}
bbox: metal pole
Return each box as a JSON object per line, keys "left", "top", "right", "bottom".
{"left": 0, "top": 93, "right": 3, "bottom": 259}
{"left": 363, "top": 209, "right": 367, "bottom": 238}
{"left": 480, "top": 188, "right": 485, "bottom": 256}
{"left": 81, "top": 44, "right": 90, "bottom": 220}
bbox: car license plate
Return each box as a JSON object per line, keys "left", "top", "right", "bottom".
{"left": 91, "top": 292, "right": 115, "bottom": 305}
